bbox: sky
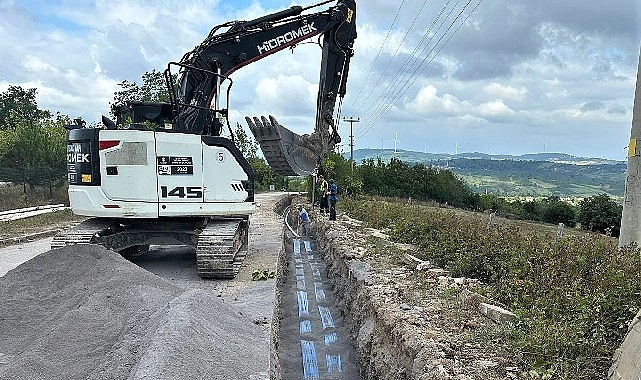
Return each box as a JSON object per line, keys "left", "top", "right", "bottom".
{"left": 1, "top": 0, "right": 640, "bottom": 160}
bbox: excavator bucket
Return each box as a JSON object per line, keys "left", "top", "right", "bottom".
{"left": 246, "top": 115, "right": 322, "bottom": 176}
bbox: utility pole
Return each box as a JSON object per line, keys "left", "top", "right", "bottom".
{"left": 619, "top": 48, "right": 641, "bottom": 247}
{"left": 343, "top": 117, "right": 360, "bottom": 171}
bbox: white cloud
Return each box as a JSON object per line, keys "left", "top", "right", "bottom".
{"left": 478, "top": 100, "right": 515, "bottom": 119}
{"left": 23, "top": 55, "right": 57, "bottom": 73}
{"left": 407, "top": 85, "right": 466, "bottom": 115}
{"left": 253, "top": 74, "right": 316, "bottom": 117}
{"left": 483, "top": 83, "right": 528, "bottom": 101}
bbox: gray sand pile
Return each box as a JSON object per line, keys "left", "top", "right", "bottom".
{"left": 0, "top": 244, "right": 268, "bottom": 380}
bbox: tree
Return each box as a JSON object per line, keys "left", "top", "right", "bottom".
{"left": 577, "top": 194, "right": 622, "bottom": 236}
{"left": 321, "top": 151, "right": 361, "bottom": 196}
{"left": 110, "top": 69, "right": 178, "bottom": 125}
{"left": 232, "top": 122, "right": 287, "bottom": 191}
{"left": 0, "top": 86, "right": 51, "bottom": 130}
{"left": 541, "top": 196, "right": 576, "bottom": 227}
{"left": 40, "top": 113, "right": 71, "bottom": 194}
{"left": 112, "top": 69, "right": 172, "bottom": 106}
{"left": 0, "top": 87, "right": 68, "bottom": 195}
{"left": 234, "top": 122, "right": 259, "bottom": 159}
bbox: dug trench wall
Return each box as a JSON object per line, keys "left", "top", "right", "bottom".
{"left": 311, "top": 217, "right": 435, "bottom": 379}
{"left": 305, "top": 209, "right": 513, "bottom": 379}
{"left": 270, "top": 194, "right": 295, "bottom": 380}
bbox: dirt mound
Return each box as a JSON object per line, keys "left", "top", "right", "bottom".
{"left": 0, "top": 244, "right": 268, "bottom": 380}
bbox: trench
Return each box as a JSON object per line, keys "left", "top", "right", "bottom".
{"left": 273, "top": 220, "right": 361, "bottom": 379}
{"left": 273, "top": 196, "right": 431, "bottom": 380}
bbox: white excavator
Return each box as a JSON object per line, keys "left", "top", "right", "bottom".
{"left": 53, "top": 0, "right": 357, "bottom": 278}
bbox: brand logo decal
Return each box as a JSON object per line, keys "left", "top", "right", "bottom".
{"left": 257, "top": 23, "right": 317, "bottom": 54}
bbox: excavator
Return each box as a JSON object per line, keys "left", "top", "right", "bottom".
{"left": 52, "top": 0, "right": 357, "bottom": 278}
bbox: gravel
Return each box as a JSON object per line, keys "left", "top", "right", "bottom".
{"left": 0, "top": 243, "right": 270, "bottom": 380}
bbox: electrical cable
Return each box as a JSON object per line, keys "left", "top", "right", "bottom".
{"left": 353, "top": 0, "right": 460, "bottom": 137}
{"left": 346, "top": 0, "right": 408, "bottom": 113}
{"left": 353, "top": 0, "right": 484, "bottom": 140}
{"left": 348, "top": 0, "right": 431, "bottom": 115}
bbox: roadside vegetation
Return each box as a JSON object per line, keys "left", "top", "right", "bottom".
{"left": 318, "top": 152, "right": 623, "bottom": 237}
{"left": 341, "top": 196, "right": 639, "bottom": 379}
{"left": 0, "top": 183, "right": 69, "bottom": 212}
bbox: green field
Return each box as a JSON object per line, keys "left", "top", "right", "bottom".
{"left": 351, "top": 149, "right": 626, "bottom": 197}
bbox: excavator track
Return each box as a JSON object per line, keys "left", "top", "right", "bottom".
{"left": 51, "top": 219, "right": 114, "bottom": 249}
{"left": 196, "top": 218, "right": 249, "bottom": 279}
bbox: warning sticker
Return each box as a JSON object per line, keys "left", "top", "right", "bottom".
{"left": 157, "top": 156, "right": 194, "bottom": 175}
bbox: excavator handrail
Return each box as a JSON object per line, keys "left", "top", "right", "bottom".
{"left": 165, "top": 61, "right": 235, "bottom": 138}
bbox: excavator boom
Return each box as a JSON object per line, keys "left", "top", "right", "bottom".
{"left": 168, "top": 0, "right": 357, "bottom": 175}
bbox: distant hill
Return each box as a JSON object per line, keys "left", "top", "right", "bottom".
{"left": 347, "top": 149, "right": 626, "bottom": 197}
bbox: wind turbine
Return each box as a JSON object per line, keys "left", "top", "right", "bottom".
{"left": 393, "top": 133, "right": 400, "bottom": 154}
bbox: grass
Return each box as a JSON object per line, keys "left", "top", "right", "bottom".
{"left": 0, "top": 183, "right": 69, "bottom": 212}
{"left": 0, "top": 209, "right": 83, "bottom": 243}
{"left": 341, "top": 196, "right": 639, "bottom": 379}
{"left": 0, "top": 183, "right": 80, "bottom": 244}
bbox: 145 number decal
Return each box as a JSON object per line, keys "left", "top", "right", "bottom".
{"left": 160, "top": 186, "right": 203, "bottom": 199}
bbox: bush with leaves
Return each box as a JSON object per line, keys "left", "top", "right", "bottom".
{"left": 342, "top": 196, "right": 641, "bottom": 378}
{"left": 0, "top": 86, "right": 69, "bottom": 196}
{"left": 577, "top": 193, "right": 622, "bottom": 236}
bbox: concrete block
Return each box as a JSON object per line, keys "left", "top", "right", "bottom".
{"left": 478, "top": 302, "right": 515, "bottom": 324}
{"left": 609, "top": 311, "right": 641, "bottom": 379}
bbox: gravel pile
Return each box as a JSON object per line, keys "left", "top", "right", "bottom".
{"left": 0, "top": 244, "right": 268, "bottom": 380}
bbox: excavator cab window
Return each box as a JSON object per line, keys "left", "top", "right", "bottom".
{"left": 121, "top": 101, "right": 175, "bottom": 130}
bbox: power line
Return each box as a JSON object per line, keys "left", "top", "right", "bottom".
{"left": 353, "top": 0, "right": 462, "bottom": 137}
{"left": 347, "top": 0, "right": 428, "bottom": 114}
{"left": 358, "top": 0, "right": 472, "bottom": 136}
{"left": 354, "top": 0, "right": 484, "bottom": 139}
{"left": 346, "top": 0, "right": 408, "bottom": 113}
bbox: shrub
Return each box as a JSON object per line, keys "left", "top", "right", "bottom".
{"left": 342, "top": 196, "right": 641, "bottom": 379}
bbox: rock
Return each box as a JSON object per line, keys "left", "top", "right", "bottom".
{"left": 427, "top": 268, "right": 449, "bottom": 276}
{"left": 458, "top": 289, "right": 491, "bottom": 309}
{"left": 478, "top": 303, "right": 516, "bottom": 324}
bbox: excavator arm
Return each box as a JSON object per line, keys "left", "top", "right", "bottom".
{"left": 166, "top": 0, "right": 357, "bottom": 175}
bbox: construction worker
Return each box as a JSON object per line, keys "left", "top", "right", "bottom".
{"left": 297, "top": 204, "right": 311, "bottom": 236}
{"left": 328, "top": 179, "right": 337, "bottom": 221}
{"left": 318, "top": 175, "right": 329, "bottom": 214}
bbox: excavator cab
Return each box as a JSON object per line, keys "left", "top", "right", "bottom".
{"left": 109, "top": 101, "right": 175, "bottom": 131}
